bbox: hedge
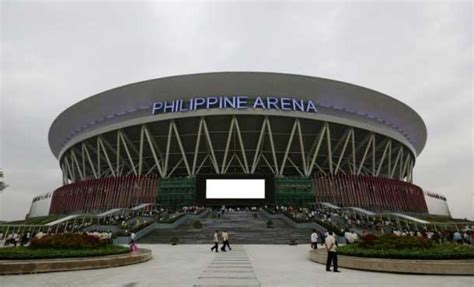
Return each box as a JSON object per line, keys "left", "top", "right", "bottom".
{"left": 338, "top": 243, "right": 474, "bottom": 260}
{"left": 336, "top": 233, "right": 474, "bottom": 260}
{"left": 30, "top": 234, "right": 107, "bottom": 249}
{"left": 0, "top": 245, "right": 130, "bottom": 260}
{"left": 358, "top": 233, "right": 432, "bottom": 249}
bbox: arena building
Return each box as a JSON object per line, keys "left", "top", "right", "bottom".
{"left": 45, "top": 72, "right": 439, "bottom": 216}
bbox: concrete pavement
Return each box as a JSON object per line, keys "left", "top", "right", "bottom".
{"left": 1, "top": 244, "right": 473, "bottom": 287}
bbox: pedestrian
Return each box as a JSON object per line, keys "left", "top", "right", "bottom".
{"left": 222, "top": 230, "right": 232, "bottom": 251}
{"left": 211, "top": 230, "right": 219, "bottom": 252}
{"left": 320, "top": 231, "right": 327, "bottom": 244}
{"left": 130, "top": 232, "right": 136, "bottom": 244}
{"left": 20, "top": 233, "right": 29, "bottom": 247}
{"left": 325, "top": 231, "right": 340, "bottom": 272}
{"left": 4, "top": 233, "right": 14, "bottom": 246}
{"left": 129, "top": 239, "right": 138, "bottom": 252}
{"left": 311, "top": 229, "right": 318, "bottom": 249}
{"left": 220, "top": 231, "right": 227, "bottom": 252}
{"left": 453, "top": 231, "right": 463, "bottom": 244}
{"left": 13, "top": 233, "right": 19, "bottom": 247}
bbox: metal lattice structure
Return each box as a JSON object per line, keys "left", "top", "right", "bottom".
{"left": 313, "top": 174, "right": 427, "bottom": 213}
{"left": 59, "top": 115, "right": 415, "bottom": 184}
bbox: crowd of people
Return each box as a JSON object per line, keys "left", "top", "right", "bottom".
{"left": 267, "top": 204, "right": 474, "bottom": 245}
{"left": 1, "top": 205, "right": 206, "bottom": 247}
{"left": 3, "top": 232, "right": 31, "bottom": 247}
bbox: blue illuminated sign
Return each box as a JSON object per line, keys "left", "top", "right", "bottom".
{"left": 152, "top": 96, "right": 317, "bottom": 115}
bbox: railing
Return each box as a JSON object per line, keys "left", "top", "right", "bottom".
{"left": 0, "top": 203, "right": 162, "bottom": 239}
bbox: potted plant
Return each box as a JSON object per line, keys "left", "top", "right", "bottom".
{"left": 170, "top": 236, "right": 179, "bottom": 245}
{"left": 289, "top": 235, "right": 298, "bottom": 245}
{"left": 193, "top": 220, "right": 203, "bottom": 229}
{"left": 266, "top": 220, "right": 274, "bottom": 228}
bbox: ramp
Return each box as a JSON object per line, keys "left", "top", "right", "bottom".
{"left": 347, "top": 207, "right": 376, "bottom": 216}
{"left": 320, "top": 202, "right": 341, "bottom": 209}
{"left": 389, "top": 213, "right": 430, "bottom": 224}
{"left": 96, "top": 208, "right": 123, "bottom": 218}
{"left": 45, "top": 214, "right": 81, "bottom": 226}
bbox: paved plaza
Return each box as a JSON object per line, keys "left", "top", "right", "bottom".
{"left": 1, "top": 244, "right": 473, "bottom": 287}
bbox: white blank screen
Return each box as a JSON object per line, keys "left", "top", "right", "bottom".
{"left": 206, "top": 179, "right": 265, "bottom": 199}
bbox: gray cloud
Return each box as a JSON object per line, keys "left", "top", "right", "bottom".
{"left": 1, "top": 1, "right": 472, "bottom": 220}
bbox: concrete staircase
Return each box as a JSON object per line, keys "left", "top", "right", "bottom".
{"left": 139, "top": 210, "right": 313, "bottom": 244}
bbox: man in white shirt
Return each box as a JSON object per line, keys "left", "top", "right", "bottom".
{"left": 35, "top": 231, "right": 45, "bottom": 239}
{"left": 211, "top": 230, "right": 219, "bottom": 252}
{"left": 325, "top": 232, "right": 340, "bottom": 272}
{"left": 311, "top": 229, "right": 319, "bottom": 249}
{"left": 221, "top": 230, "right": 232, "bottom": 251}
{"left": 344, "top": 231, "right": 354, "bottom": 244}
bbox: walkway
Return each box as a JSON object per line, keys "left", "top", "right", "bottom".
{"left": 1, "top": 245, "right": 473, "bottom": 287}
{"left": 194, "top": 245, "right": 260, "bottom": 286}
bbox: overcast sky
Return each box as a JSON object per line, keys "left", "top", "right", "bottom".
{"left": 1, "top": 1, "right": 472, "bottom": 221}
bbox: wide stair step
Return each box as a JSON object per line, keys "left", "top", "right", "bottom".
{"left": 139, "top": 211, "right": 313, "bottom": 244}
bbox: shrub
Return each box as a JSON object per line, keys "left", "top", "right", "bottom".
{"left": 266, "top": 220, "right": 274, "bottom": 228}
{"left": 359, "top": 233, "right": 378, "bottom": 247}
{"left": 170, "top": 236, "right": 179, "bottom": 245}
{"left": 359, "top": 234, "right": 432, "bottom": 250}
{"left": 373, "top": 234, "right": 432, "bottom": 250}
{"left": 338, "top": 243, "right": 474, "bottom": 260}
{"left": 0, "top": 245, "right": 129, "bottom": 260}
{"left": 288, "top": 235, "right": 298, "bottom": 246}
{"left": 193, "top": 220, "right": 203, "bottom": 229}
{"left": 30, "top": 234, "right": 107, "bottom": 249}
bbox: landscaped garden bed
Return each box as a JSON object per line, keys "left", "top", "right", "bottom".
{"left": 309, "top": 233, "right": 474, "bottom": 275}
{"left": 0, "top": 233, "right": 151, "bottom": 275}
{"left": 0, "top": 245, "right": 129, "bottom": 260}
{"left": 0, "top": 233, "right": 129, "bottom": 260}
{"left": 337, "top": 233, "right": 474, "bottom": 260}
{"left": 339, "top": 242, "right": 474, "bottom": 260}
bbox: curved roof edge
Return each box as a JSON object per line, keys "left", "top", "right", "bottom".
{"left": 48, "top": 71, "right": 427, "bottom": 158}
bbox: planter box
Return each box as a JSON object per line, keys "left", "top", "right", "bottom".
{"left": 309, "top": 249, "right": 474, "bottom": 275}
{"left": 0, "top": 248, "right": 152, "bottom": 275}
